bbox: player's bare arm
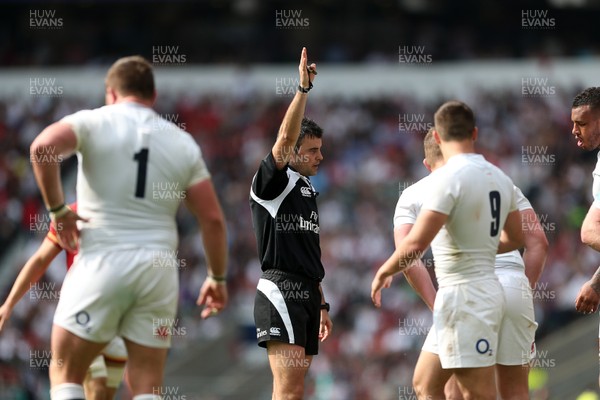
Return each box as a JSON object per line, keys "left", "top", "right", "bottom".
{"left": 395, "top": 224, "right": 436, "bottom": 310}
{"left": 581, "top": 206, "right": 600, "bottom": 252}
{"left": 0, "top": 239, "right": 62, "bottom": 331}
{"left": 497, "top": 210, "right": 525, "bottom": 254}
{"left": 371, "top": 210, "right": 447, "bottom": 307}
{"left": 30, "top": 122, "right": 86, "bottom": 252}
{"left": 272, "top": 47, "right": 316, "bottom": 170}
{"left": 30, "top": 122, "right": 77, "bottom": 208}
{"left": 520, "top": 208, "right": 548, "bottom": 288}
{"left": 318, "top": 284, "right": 333, "bottom": 342}
{"left": 185, "top": 178, "right": 229, "bottom": 318}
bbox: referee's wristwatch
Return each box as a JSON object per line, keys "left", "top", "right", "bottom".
{"left": 320, "top": 302, "right": 330, "bottom": 312}
{"left": 298, "top": 81, "right": 313, "bottom": 93}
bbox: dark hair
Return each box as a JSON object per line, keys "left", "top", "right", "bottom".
{"left": 423, "top": 127, "right": 443, "bottom": 166}
{"left": 434, "top": 101, "right": 475, "bottom": 141}
{"left": 572, "top": 87, "right": 600, "bottom": 112}
{"left": 295, "top": 117, "right": 323, "bottom": 150}
{"left": 105, "top": 55, "right": 155, "bottom": 100}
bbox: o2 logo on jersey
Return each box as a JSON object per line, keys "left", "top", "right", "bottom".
{"left": 475, "top": 338, "right": 493, "bottom": 356}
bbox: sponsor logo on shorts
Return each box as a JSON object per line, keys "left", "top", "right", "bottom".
{"left": 270, "top": 327, "right": 281, "bottom": 336}
{"left": 475, "top": 338, "right": 493, "bottom": 356}
{"left": 75, "top": 311, "right": 90, "bottom": 326}
{"left": 257, "top": 329, "right": 268, "bottom": 338}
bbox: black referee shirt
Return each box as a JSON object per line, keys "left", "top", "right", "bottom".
{"left": 250, "top": 152, "right": 324, "bottom": 281}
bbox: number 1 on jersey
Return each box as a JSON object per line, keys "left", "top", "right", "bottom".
{"left": 489, "top": 190, "right": 500, "bottom": 236}
{"left": 133, "top": 148, "right": 149, "bottom": 198}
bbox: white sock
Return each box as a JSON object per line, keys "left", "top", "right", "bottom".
{"left": 50, "top": 383, "right": 85, "bottom": 400}
{"left": 133, "top": 395, "right": 162, "bottom": 400}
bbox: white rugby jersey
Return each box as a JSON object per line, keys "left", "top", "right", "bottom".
{"left": 420, "top": 153, "right": 517, "bottom": 287}
{"left": 61, "top": 102, "right": 210, "bottom": 252}
{"left": 394, "top": 176, "right": 529, "bottom": 273}
{"left": 593, "top": 151, "right": 600, "bottom": 209}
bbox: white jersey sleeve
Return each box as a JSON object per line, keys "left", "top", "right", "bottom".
{"left": 393, "top": 177, "right": 430, "bottom": 228}
{"left": 61, "top": 102, "right": 211, "bottom": 253}
{"left": 421, "top": 154, "right": 517, "bottom": 287}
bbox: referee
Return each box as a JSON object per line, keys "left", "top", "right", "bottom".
{"left": 250, "top": 47, "right": 332, "bottom": 400}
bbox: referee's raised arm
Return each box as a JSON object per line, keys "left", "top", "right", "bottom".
{"left": 272, "top": 47, "right": 317, "bottom": 170}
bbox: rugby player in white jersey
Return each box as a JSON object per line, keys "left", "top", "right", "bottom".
{"left": 389, "top": 129, "right": 547, "bottom": 400}
{"left": 571, "top": 87, "right": 600, "bottom": 387}
{"left": 0, "top": 203, "right": 129, "bottom": 400}
{"left": 30, "top": 56, "right": 228, "bottom": 400}
{"left": 371, "top": 101, "right": 525, "bottom": 400}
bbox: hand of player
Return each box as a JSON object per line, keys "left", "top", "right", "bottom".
{"left": 319, "top": 309, "right": 333, "bottom": 342}
{"left": 299, "top": 47, "right": 317, "bottom": 89}
{"left": 575, "top": 280, "right": 600, "bottom": 314}
{"left": 54, "top": 207, "right": 88, "bottom": 253}
{"left": 197, "top": 277, "right": 228, "bottom": 319}
{"left": 0, "top": 303, "right": 13, "bottom": 332}
{"left": 371, "top": 273, "right": 393, "bottom": 308}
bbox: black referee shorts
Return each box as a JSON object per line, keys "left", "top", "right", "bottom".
{"left": 254, "top": 270, "right": 321, "bottom": 355}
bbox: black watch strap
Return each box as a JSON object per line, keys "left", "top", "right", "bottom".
{"left": 320, "top": 302, "right": 330, "bottom": 312}
{"left": 298, "top": 81, "right": 314, "bottom": 93}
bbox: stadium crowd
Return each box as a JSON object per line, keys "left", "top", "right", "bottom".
{"left": 2, "top": 1, "right": 600, "bottom": 67}
{"left": 0, "top": 83, "right": 598, "bottom": 399}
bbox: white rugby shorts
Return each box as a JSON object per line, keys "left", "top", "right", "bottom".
{"left": 424, "top": 273, "right": 537, "bottom": 366}
{"left": 54, "top": 248, "right": 178, "bottom": 348}
{"left": 433, "top": 278, "right": 504, "bottom": 368}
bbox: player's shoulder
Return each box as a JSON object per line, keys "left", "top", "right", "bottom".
{"left": 399, "top": 175, "right": 430, "bottom": 200}
{"left": 163, "top": 126, "right": 203, "bottom": 159}
{"left": 62, "top": 104, "right": 124, "bottom": 124}
{"left": 459, "top": 153, "right": 512, "bottom": 181}
{"left": 61, "top": 107, "right": 97, "bottom": 122}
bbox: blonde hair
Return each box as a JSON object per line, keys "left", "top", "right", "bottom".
{"left": 423, "top": 127, "right": 443, "bottom": 167}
